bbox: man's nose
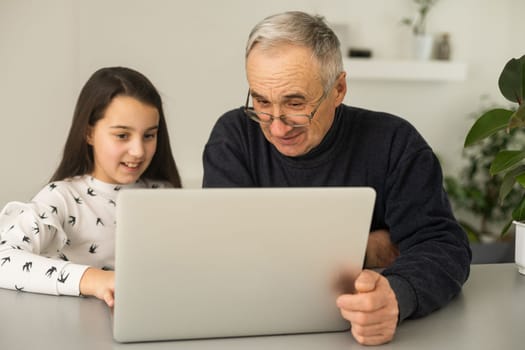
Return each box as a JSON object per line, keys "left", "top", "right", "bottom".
{"left": 268, "top": 117, "right": 293, "bottom": 136}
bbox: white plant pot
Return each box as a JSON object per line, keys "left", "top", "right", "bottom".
{"left": 513, "top": 221, "right": 525, "bottom": 275}
{"left": 413, "top": 34, "right": 434, "bottom": 61}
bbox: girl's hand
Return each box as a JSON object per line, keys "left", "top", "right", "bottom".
{"left": 79, "top": 268, "right": 115, "bottom": 307}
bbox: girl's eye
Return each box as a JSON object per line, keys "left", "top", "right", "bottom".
{"left": 144, "top": 133, "right": 157, "bottom": 140}
{"left": 116, "top": 134, "right": 128, "bottom": 140}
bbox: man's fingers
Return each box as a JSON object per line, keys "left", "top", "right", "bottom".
{"left": 352, "top": 328, "right": 395, "bottom": 346}
{"left": 339, "top": 306, "right": 388, "bottom": 325}
{"left": 337, "top": 292, "right": 385, "bottom": 312}
{"left": 354, "top": 269, "right": 380, "bottom": 293}
{"left": 336, "top": 271, "right": 399, "bottom": 346}
{"left": 351, "top": 319, "right": 396, "bottom": 338}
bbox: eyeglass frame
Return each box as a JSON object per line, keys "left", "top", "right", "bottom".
{"left": 243, "top": 89, "right": 327, "bottom": 128}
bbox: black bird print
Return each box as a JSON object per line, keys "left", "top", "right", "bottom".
{"left": 45, "top": 266, "right": 57, "bottom": 277}
{"left": 74, "top": 196, "right": 82, "bottom": 204}
{"left": 49, "top": 183, "right": 57, "bottom": 191}
{"left": 65, "top": 239, "right": 71, "bottom": 246}
{"left": 87, "top": 187, "right": 96, "bottom": 196}
{"left": 50, "top": 205, "right": 58, "bottom": 214}
{"left": 22, "top": 261, "right": 32, "bottom": 272}
{"left": 0, "top": 240, "right": 6, "bottom": 245}
{"left": 22, "top": 236, "right": 30, "bottom": 243}
{"left": 89, "top": 243, "right": 98, "bottom": 254}
{"left": 8, "top": 225, "right": 14, "bottom": 232}
{"left": 109, "top": 199, "right": 116, "bottom": 206}
{"left": 59, "top": 252, "right": 69, "bottom": 261}
{"left": 39, "top": 212, "right": 48, "bottom": 219}
{"left": 96, "top": 218, "right": 104, "bottom": 226}
{"left": 32, "top": 222, "right": 39, "bottom": 234}
{"left": 1, "top": 256, "right": 10, "bottom": 266}
{"left": 114, "top": 186, "right": 122, "bottom": 191}
{"left": 58, "top": 271, "right": 70, "bottom": 283}
{"left": 15, "top": 285, "right": 24, "bottom": 291}
{"left": 68, "top": 216, "right": 76, "bottom": 226}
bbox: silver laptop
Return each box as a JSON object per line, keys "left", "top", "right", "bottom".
{"left": 112, "top": 187, "right": 375, "bottom": 343}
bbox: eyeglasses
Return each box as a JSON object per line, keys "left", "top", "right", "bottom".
{"left": 244, "top": 90, "right": 326, "bottom": 128}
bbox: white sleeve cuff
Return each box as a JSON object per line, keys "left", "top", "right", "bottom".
{"left": 56, "top": 263, "right": 90, "bottom": 296}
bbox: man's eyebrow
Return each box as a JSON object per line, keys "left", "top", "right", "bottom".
{"left": 250, "top": 91, "right": 306, "bottom": 101}
{"left": 250, "top": 91, "right": 267, "bottom": 100}
{"left": 282, "top": 93, "right": 306, "bottom": 101}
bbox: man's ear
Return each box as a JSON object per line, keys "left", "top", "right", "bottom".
{"left": 333, "top": 72, "right": 347, "bottom": 105}
{"left": 86, "top": 126, "right": 94, "bottom": 145}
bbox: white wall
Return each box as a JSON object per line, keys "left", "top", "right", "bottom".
{"left": 1, "top": 0, "right": 523, "bottom": 207}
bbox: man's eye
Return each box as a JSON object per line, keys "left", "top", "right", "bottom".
{"left": 256, "top": 99, "right": 270, "bottom": 107}
{"left": 288, "top": 102, "right": 305, "bottom": 109}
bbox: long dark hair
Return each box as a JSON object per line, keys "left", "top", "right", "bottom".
{"left": 50, "top": 67, "right": 181, "bottom": 187}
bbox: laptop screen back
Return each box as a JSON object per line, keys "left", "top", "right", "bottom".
{"left": 113, "top": 187, "right": 375, "bottom": 342}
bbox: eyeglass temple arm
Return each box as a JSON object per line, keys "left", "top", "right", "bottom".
{"left": 245, "top": 90, "right": 251, "bottom": 108}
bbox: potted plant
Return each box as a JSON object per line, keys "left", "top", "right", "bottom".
{"left": 464, "top": 54, "right": 525, "bottom": 273}
{"left": 401, "top": 0, "right": 440, "bottom": 60}
{"left": 445, "top": 101, "right": 523, "bottom": 241}
{"left": 444, "top": 99, "right": 522, "bottom": 263}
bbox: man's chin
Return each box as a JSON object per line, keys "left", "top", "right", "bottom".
{"left": 265, "top": 133, "right": 309, "bottom": 157}
{"left": 274, "top": 144, "right": 308, "bottom": 157}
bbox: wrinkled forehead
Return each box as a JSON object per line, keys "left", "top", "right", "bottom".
{"left": 246, "top": 43, "right": 323, "bottom": 98}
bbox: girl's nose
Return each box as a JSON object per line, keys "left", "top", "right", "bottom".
{"left": 128, "top": 139, "right": 145, "bottom": 158}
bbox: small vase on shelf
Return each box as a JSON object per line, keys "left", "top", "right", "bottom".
{"left": 436, "top": 33, "right": 451, "bottom": 60}
{"left": 413, "top": 34, "right": 433, "bottom": 61}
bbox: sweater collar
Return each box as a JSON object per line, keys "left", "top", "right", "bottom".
{"left": 83, "top": 175, "right": 146, "bottom": 197}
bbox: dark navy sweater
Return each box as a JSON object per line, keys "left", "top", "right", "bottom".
{"left": 203, "top": 104, "right": 471, "bottom": 322}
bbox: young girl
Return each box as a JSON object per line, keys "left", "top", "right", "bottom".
{"left": 0, "top": 66, "right": 181, "bottom": 307}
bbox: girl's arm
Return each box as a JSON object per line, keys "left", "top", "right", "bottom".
{"left": 0, "top": 191, "right": 89, "bottom": 296}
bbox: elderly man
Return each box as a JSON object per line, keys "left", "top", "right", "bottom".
{"left": 202, "top": 11, "right": 471, "bottom": 345}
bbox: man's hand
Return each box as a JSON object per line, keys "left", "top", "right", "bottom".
{"left": 365, "top": 230, "right": 399, "bottom": 268}
{"left": 336, "top": 270, "right": 399, "bottom": 345}
{"left": 79, "top": 268, "right": 115, "bottom": 307}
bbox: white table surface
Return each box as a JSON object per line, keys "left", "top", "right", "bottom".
{"left": 1, "top": 263, "right": 524, "bottom": 349}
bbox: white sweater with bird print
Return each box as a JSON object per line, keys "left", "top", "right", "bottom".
{"left": 0, "top": 175, "right": 169, "bottom": 296}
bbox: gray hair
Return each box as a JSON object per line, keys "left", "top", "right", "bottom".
{"left": 245, "top": 11, "right": 343, "bottom": 94}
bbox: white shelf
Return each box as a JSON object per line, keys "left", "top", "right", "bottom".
{"left": 343, "top": 58, "right": 467, "bottom": 82}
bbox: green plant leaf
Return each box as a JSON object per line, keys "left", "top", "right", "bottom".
{"left": 517, "top": 173, "right": 525, "bottom": 187}
{"left": 512, "top": 194, "right": 525, "bottom": 222}
{"left": 499, "top": 165, "right": 525, "bottom": 202}
{"left": 498, "top": 55, "right": 525, "bottom": 104}
{"left": 464, "top": 109, "right": 513, "bottom": 147}
{"left": 507, "top": 103, "right": 525, "bottom": 130}
{"left": 500, "top": 218, "right": 513, "bottom": 237}
{"left": 490, "top": 150, "right": 525, "bottom": 175}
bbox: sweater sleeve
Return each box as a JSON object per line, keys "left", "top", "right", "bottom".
{"left": 381, "top": 146, "right": 471, "bottom": 322}
{"left": 0, "top": 199, "right": 89, "bottom": 296}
